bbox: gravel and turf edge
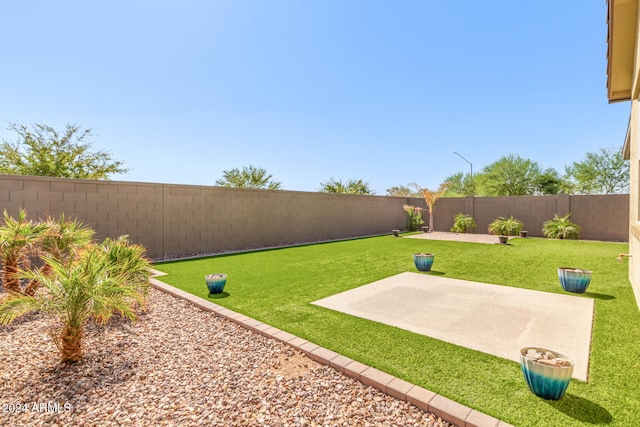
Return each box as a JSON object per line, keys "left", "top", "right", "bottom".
{"left": 149, "top": 271, "right": 514, "bottom": 427}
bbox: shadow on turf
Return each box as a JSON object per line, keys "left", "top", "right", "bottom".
{"left": 207, "top": 292, "right": 230, "bottom": 299}
{"left": 415, "top": 270, "right": 446, "bottom": 276}
{"left": 541, "top": 282, "right": 616, "bottom": 301}
{"left": 544, "top": 393, "right": 613, "bottom": 424}
{"left": 582, "top": 292, "right": 615, "bottom": 301}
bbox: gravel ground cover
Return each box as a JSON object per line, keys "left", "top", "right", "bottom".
{"left": 0, "top": 288, "right": 452, "bottom": 427}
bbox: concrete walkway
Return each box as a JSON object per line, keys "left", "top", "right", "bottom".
{"left": 312, "top": 272, "right": 594, "bottom": 381}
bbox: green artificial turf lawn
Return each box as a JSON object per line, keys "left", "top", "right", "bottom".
{"left": 154, "top": 236, "right": 639, "bottom": 427}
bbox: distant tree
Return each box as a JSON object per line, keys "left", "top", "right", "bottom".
{"left": 411, "top": 183, "right": 448, "bottom": 232}
{"left": 215, "top": 165, "right": 282, "bottom": 190}
{"left": 535, "top": 168, "right": 569, "bottom": 195}
{"left": 319, "top": 178, "right": 373, "bottom": 194}
{"left": 386, "top": 185, "right": 420, "bottom": 197}
{"left": 441, "top": 172, "right": 476, "bottom": 196}
{"left": 565, "top": 147, "right": 629, "bottom": 194}
{"left": 476, "top": 154, "right": 542, "bottom": 196}
{"left": 0, "top": 122, "right": 128, "bottom": 179}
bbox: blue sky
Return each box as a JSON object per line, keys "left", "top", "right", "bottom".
{"left": 0, "top": 1, "right": 630, "bottom": 194}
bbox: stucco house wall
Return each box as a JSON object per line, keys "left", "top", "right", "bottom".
{"left": 607, "top": 0, "right": 640, "bottom": 309}
{"left": 627, "top": 101, "right": 640, "bottom": 309}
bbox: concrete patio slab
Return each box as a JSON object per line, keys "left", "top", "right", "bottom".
{"left": 312, "top": 272, "right": 594, "bottom": 381}
{"left": 403, "top": 231, "right": 505, "bottom": 244}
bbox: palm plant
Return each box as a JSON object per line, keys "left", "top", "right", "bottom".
{"left": 99, "top": 235, "right": 151, "bottom": 312}
{"left": 542, "top": 214, "right": 581, "bottom": 239}
{"left": 411, "top": 183, "right": 449, "bottom": 233}
{"left": 488, "top": 216, "right": 523, "bottom": 236}
{"left": 0, "top": 209, "right": 48, "bottom": 294}
{"left": 450, "top": 213, "right": 476, "bottom": 233}
{"left": 0, "top": 245, "right": 146, "bottom": 363}
{"left": 23, "top": 214, "right": 95, "bottom": 296}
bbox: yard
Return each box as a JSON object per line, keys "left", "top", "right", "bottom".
{"left": 154, "top": 235, "right": 639, "bottom": 427}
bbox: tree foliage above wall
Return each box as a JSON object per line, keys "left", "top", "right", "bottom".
{"left": 0, "top": 123, "right": 128, "bottom": 180}
{"left": 319, "top": 178, "right": 373, "bottom": 195}
{"left": 215, "top": 165, "right": 282, "bottom": 190}
{"left": 439, "top": 146, "right": 628, "bottom": 197}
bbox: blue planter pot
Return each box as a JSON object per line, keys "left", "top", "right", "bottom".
{"left": 557, "top": 267, "right": 592, "bottom": 294}
{"left": 520, "top": 347, "right": 573, "bottom": 400}
{"left": 414, "top": 253, "right": 435, "bottom": 272}
{"left": 205, "top": 274, "right": 227, "bottom": 294}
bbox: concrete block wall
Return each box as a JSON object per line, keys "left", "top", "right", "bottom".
{"left": 430, "top": 197, "right": 464, "bottom": 232}
{"left": 569, "top": 194, "right": 629, "bottom": 242}
{"left": 0, "top": 175, "right": 410, "bottom": 259}
{"left": 434, "top": 194, "right": 629, "bottom": 241}
{"left": 0, "top": 175, "right": 630, "bottom": 260}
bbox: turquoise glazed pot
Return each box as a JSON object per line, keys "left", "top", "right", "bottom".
{"left": 205, "top": 274, "right": 227, "bottom": 294}
{"left": 558, "top": 267, "right": 592, "bottom": 294}
{"left": 414, "top": 253, "right": 435, "bottom": 272}
{"left": 520, "top": 347, "right": 573, "bottom": 400}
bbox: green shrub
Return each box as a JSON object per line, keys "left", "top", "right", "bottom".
{"left": 403, "top": 205, "right": 424, "bottom": 231}
{"left": 450, "top": 213, "right": 476, "bottom": 233}
{"left": 542, "top": 214, "right": 581, "bottom": 239}
{"left": 488, "top": 216, "right": 523, "bottom": 236}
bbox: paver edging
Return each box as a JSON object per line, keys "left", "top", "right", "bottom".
{"left": 150, "top": 278, "right": 513, "bottom": 427}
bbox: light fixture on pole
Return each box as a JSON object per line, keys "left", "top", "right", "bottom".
{"left": 453, "top": 152, "right": 473, "bottom": 178}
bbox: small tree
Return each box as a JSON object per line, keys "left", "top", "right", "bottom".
{"left": 215, "top": 165, "right": 282, "bottom": 190}
{"left": 319, "top": 178, "right": 373, "bottom": 194}
{"left": 0, "top": 242, "right": 148, "bottom": 363}
{"left": 0, "top": 122, "right": 128, "bottom": 179}
{"left": 0, "top": 209, "right": 48, "bottom": 294}
{"left": 411, "top": 183, "right": 448, "bottom": 233}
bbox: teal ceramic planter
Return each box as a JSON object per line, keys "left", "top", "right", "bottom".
{"left": 520, "top": 347, "right": 573, "bottom": 400}
{"left": 557, "top": 267, "right": 592, "bottom": 294}
{"left": 205, "top": 274, "right": 227, "bottom": 294}
{"left": 414, "top": 253, "right": 435, "bottom": 272}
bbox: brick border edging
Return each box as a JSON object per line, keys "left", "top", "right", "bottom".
{"left": 149, "top": 275, "right": 514, "bottom": 427}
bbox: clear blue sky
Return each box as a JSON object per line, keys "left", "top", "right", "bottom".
{"left": 0, "top": 1, "right": 630, "bottom": 194}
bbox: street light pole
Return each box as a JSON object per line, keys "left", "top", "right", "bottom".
{"left": 453, "top": 152, "right": 473, "bottom": 178}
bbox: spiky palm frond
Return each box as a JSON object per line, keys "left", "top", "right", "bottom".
{"left": 39, "top": 213, "right": 95, "bottom": 264}
{"left": 24, "top": 214, "right": 96, "bottom": 296}
{"left": 0, "top": 294, "right": 42, "bottom": 325}
{"left": 99, "top": 235, "right": 151, "bottom": 311}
